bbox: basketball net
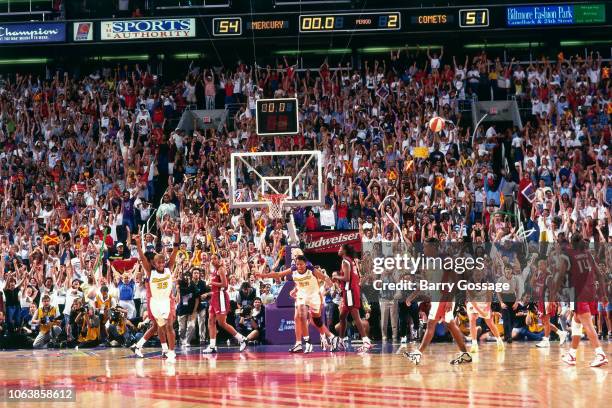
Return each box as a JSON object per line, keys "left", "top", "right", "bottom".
{"left": 263, "top": 194, "right": 287, "bottom": 220}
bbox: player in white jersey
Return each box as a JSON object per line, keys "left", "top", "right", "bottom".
{"left": 131, "top": 227, "right": 180, "bottom": 362}
{"left": 257, "top": 255, "right": 339, "bottom": 353}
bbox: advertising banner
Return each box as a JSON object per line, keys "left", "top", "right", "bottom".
{"left": 100, "top": 18, "right": 196, "bottom": 41}
{"left": 0, "top": 22, "right": 66, "bottom": 44}
{"left": 303, "top": 230, "right": 361, "bottom": 254}
{"left": 507, "top": 4, "right": 606, "bottom": 26}
{"left": 73, "top": 22, "right": 93, "bottom": 42}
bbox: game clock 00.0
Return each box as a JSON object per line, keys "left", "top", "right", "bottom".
{"left": 299, "top": 12, "right": 400, "bottom": 33}
{"left": 255, "top": 98, "right": 299, "bottom": 136}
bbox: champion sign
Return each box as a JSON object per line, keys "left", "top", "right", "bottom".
{"left": 303, "top": 230, "right": 362, "bottom": 254}
{"left": 101, "top": 19, "right": 196, "bottom": 41}
{"left": 0, "top": 23, "right": 66, "bottom": 44}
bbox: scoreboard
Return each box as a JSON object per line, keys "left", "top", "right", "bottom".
{"left": 256, "top": 98, "right": 299, "bottom": 136}
{"left": 207, "top": 3, "right": 607, "bottom": 37}
{"left": 299, "top": 12, "right": 400, "bottom": 33}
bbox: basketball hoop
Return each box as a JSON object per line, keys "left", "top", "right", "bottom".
{"left": 263, "top": 194, "right": 288, "bottom": 220}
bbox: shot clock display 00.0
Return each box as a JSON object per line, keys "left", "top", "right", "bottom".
{"left": 299, "top": 12, "right": 401, "bottom": 33}
{"left": 256, "top": 98, "right": 299, "bottom": 136}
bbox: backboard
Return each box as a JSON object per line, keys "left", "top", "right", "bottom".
{"left": 230, "top": 150, "right": 324, "bottom": 209}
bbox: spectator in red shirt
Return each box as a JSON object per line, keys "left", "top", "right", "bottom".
{"left": 305, "top": 211, "right": 318, "bottom": 231}
{"left": 336, "top": 199, "right": 350, "bottom": 230}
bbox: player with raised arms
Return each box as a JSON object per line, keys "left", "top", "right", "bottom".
{"left": 257, "top": 254, "right": 339, "bottom": 353}
{"left": 131, "top": 226, "right": 180, "bottom": 362}
{"left": 333, "top": 244, "right": 373, "bottom": 353}
{"left": 202, "top": 253, "right": 247, "bottom": 353}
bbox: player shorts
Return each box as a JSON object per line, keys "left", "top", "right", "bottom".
{"left": 340, "top": 289, "right": 361, "bottom": 315}
{"left": 296, "top": 293, "right": 322, "bottom": 315}
{"left": 467, "top": 302, "right": 491, "bottom": 319}
{"left": 210, "top": 291, "right": 230, "bottom": 316}
{"left": 428, "top": 301, "right": 455, "bottom": 324}
{"left": 149, "top": 297, "right": 174, "bottom": 327}
{"left": 537, "top": 301, "right": 558, "bottom": 317}
{"left": 573, "top": 301, "right": 598, "bottom": 315}
{"left": 597, "top": 302, "right": 612, "bottom": 312}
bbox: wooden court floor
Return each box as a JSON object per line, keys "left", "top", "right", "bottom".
{"left": 0, "top": 342, "right": 609, "bottom": 408}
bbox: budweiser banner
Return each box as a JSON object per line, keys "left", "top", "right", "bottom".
{"left": 303, "top": 230, "right": 361, "bottom": 254}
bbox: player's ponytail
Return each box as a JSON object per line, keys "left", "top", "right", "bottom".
{"left": 341, "top": 244, "right": 356, "bottom": 259}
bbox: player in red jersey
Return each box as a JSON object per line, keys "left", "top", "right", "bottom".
{"left": 403, "top": 238, "right": 471, "bottom": 365}
{"left": 202, "top": 254, "right": 247, "bottom": 353}
{"left": 532, "top": 258, "right": 568, "bottom": 348}
{"left": 131, "top": 227, "right": 179, "bottom": 362}
{"left": 333, "top": 244, "right": 372, "bottom": 353}
{"left": 557, "top": 235, "right": 608, "bottom": 367}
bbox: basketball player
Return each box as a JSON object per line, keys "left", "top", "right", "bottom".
{"left": 202, "top": 254, "right": 247, "bottom": 353}
{"left": 557, "top": 235, "right": 608, "bottom": 367}
{"left": 257, "top": 255, "right": 339, "bottom": 353}
{"left": 333, "top": 244, "right": 373, "bottom": 353}
{"left": 403, "top": 238, "right": 471, "bottom": 365}
{"left": 532, "top": 258, "right": 568, "bottom": 348}
{"left": 283, "top": 248, "right": 321, "bottom": 353}
{"left": 131, "top": 228, "right": 179, "bottom": 362}
{"left": 466, "top": 266, "right": 505, "bottom": 352}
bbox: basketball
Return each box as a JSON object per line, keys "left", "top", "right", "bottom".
{"left": 428, "top": 116, "right": 445, "bottom": 132}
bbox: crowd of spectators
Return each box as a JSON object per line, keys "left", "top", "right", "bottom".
{"left": 0, "top": 47, "right": 610, "bottom": 350}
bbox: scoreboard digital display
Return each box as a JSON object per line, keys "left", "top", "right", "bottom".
{"left": 299, "top": 12, "right": 400, "bottom": 33}
{"left": 256, "top": 98, "right": 299, "bottom": 136}
{"left": 213, "top": 17, "right": 242, "bottom": 36}
{"left": 196, "top": 3, "right": 607, "bottom": 40}
{"left": 459, "top": 9, "right": 490, "bottom": 28}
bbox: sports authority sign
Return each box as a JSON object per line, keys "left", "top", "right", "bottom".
{"left": 303, "top": 230, "right": 361, "bottom": 254}
{"left": 100, "top": 19, "right": 196, "bottom": 41}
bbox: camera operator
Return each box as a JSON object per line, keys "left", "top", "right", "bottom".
{"left": 192, "top": 268, "right": 211, "bottom": 346}
{"left": 106, "top": 306, "right": 136, "bottom": 347}
{"left": 95, "top": 285, "right": 116, "bottom": 343}
{"left": 177, "top": 271, "right": 198, "bottom": 348}
{"left": 75, "top": 303, "right": 101, "bottom": 349}
{"left": 20, "top": 304, "right": 39, "bottom": 345}
{"left": 236, "top": 281, "right": 257, "bottom": 309}
{"left": 63, "top": 279, "right": 83, "bottom": 345}
{"left": 32, "top": 294, "right": 62, "bottom": 348}
{"left": 237, "top": 297, "right": 265, "bottom": 344}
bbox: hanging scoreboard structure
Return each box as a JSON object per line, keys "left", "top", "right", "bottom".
{"left": 193, "top": 3, "right": 608, "bottom": 38}
{"left": 255, "top": 98, "right": 299, "bottom": 136}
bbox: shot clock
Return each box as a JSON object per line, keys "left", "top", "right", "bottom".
{"left": 256, "top": 98, "right": 299, "bottom": 136}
